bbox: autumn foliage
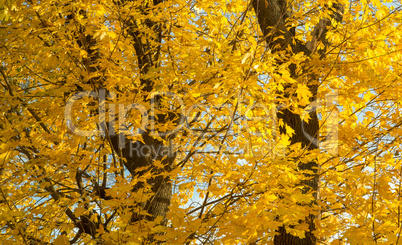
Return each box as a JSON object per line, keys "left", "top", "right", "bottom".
{"left": 1, "top": 0, "right": 402, "bottom": 244}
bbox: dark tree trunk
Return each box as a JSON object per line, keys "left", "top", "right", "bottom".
{"left": 66, "top": 0, "right": 174, "bottom": 240}
{"left": 252, "top": 0, "right": 343, "bottom": 244}
{"left": 108, "top": 0, "right": 175, "bottom": 225}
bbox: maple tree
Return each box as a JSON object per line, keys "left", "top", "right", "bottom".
{"left": 1, "top": 0, "right": 402, "bottom": 244}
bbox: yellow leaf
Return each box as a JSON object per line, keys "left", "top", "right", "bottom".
{"left": 74, "top": 207, "right": 85, "bottom": 216}
{"left": 279, "top": 134, "right": 291, "bottom": 147}
{"left": 179, "top": 182, "right": 193, "bottom": 191}
{"left": 296, "top": 84, "right": 312, "bottom": 102}
{"left": 97, "top": 224, "right": 105, "bottom": 234}
{"left": 54, "top": 234, "right": 69, "bottom": 245}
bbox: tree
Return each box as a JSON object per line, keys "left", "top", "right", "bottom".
{"left": 1, "top": 0, "right": 402, "bottom": 244}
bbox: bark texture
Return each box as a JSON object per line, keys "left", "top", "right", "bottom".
{"left": 252, "top": 0, "right": 343, "bottom": 244}
{"left": 63, "top": 0, "right": 174, "bottom": 241}
{"left": 109, "top": 0, "right": 175, "bottom": 224}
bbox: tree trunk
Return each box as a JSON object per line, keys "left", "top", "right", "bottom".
{"left": 67, "top": 0, "right": 174, "bottom": 238}
{"left": 252, "top": 0, "right": 343, "bottom": 244}
{"left": 108, "top": 0, "right": 175, "bottom": 225}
